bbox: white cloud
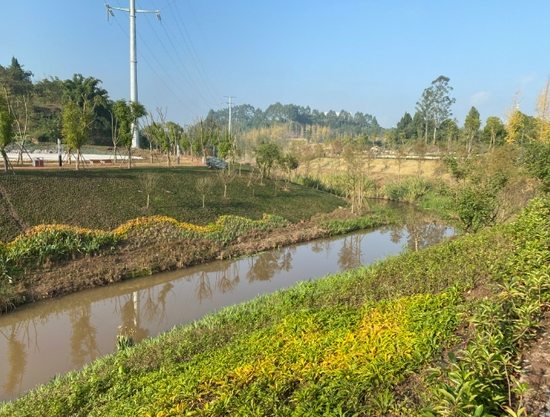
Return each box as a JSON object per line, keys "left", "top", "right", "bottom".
{"left": 471, "top": 91, "right": 490, "bottom": 106}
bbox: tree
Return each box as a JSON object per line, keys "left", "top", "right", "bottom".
{"left": 396, "top": 112, "right": 414, "bottom": 141}
{"left": 255, "top": 142, "right": 280, "bottom": 182}
{"left": 0, "top": 59, "right": 34, "bottom": 152}
{"left": 62, "top": 74, "right": 111, "bottom": 145}
{"left": 62, "top": 98, "right": 95, "bottom": 170}
{"left": 0, "top": 57, "right": 33, "bottom": 96}
{"left": 217, "top": 168, "right": 235, "bottom": 198}
{"left": 483, "top": 117, "right": 506, "bottom": 150}
{"left": 278, "top": 152, "right": 299, "bottom": 182}
{"left": 524, "top": 142, "right": 550, "bottom": 191}
{"left": 439, "top": 118, "right": 460, "bottom": 152}
{"left": 412, "top": 140, "right": 427, "bottom": 176}
{"left": 464, "top": 106, "right": 481, "bottom": 155}
{"left": 139, "top": 172, "right": 160, "bottom": 210}
{"left": 454, "top": 173, "right": 508, "bottom": 233}
{"left": 535, "top": 77, "right": 550, "bottom": 144}
{"left": 505, "top": 91, "right": 527, "bottom": 145}
{"left": 195, "top": 177, "right": 214, "bottom": 208}
{"left": 416, "top": 76, "right": 455, "bottom": 144}
{"left": 0, "top": 97, "right": 14, "bottom": 172}
{"left": 112, "top": 99, "right": 146, "bottom": 168}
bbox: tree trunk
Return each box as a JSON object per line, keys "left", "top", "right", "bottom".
{"left": 128, "top": 148, "right": 132, "bottom": 169}
{"left": 76, "top": 149, "right": 81, "bottom": 170}
{"left": 1, "top": 148, "right": 8, "bottom": 172}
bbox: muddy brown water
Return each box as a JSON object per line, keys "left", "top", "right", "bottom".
{"left": 0, "top": 217, "right": 452, "bottom": 402}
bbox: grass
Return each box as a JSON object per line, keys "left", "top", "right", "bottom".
{"left": 0, "top": 166, "right": 345, "bottom": 242}
{"left": 3, "top": 196, "right": 548, "bottom": 416}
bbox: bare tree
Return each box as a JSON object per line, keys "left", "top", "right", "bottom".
{"left": 139, "top": 172, "right": 160, "bottom": 209}
{"left": 195, "top": 177, "right": 214, "bottom": 208}
{"left": 217, "top": 168, "right": 235, "bottom": 198}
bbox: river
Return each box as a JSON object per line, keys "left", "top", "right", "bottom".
{"left": 0, "top": 209, "right": 452, "bottom": 402}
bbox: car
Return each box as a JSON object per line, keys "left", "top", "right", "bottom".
{"left": 205, "top": 157, "right": 228, "bottom": 170}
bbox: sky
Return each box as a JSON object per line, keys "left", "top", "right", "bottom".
{"left": 1, "top": 0, "right": 550, "bottom": 129}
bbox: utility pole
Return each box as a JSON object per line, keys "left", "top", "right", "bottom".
{"left": 225, "top": 96, "right": 236, "bottom": 136}
{"left": 106, "top": 2, "right": 161, "bottom": 148}
{"left": 225, "top": 96, "right": 236, "bottom": 165}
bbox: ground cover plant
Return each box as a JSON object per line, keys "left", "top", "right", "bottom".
{"left": 3, "top": 198, "right": 549, "bottom": 416}
{"left": 423, "top": 197, "right": 550, "bottom": 416}
{"left": 0, "top": 166, "right": 345, "bottom": 242}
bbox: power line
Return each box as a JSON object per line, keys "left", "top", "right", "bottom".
{"left": 170, "top": 2, "right": 223, "bottom": 103}
{"left": 140, "top": 13, "right": 215, "bottom": 109}
{"left": 106, "top": 1, "right": 162, "bottom": 148}
{"left": 107, "top": 11, "right": 202, "bottom": 119}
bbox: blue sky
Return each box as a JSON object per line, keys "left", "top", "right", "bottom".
{"left": 1, "top": 0, "right": 549, "bottom": 128}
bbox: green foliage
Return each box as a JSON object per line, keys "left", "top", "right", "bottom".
{"left": 1, "top": 197, "right": 530, "bottom": 415}
{"left": 0, "top": 97, "right": 13, "bottom": 171}
{"left": 116, "top": 327, "right": 135, "bottom": 352}
{"left": 523, "top": 141, "right": 550, "bottom": 190}
{"left": 454, "top": 172, "right": 508, "bottom": 233}
{"left": 1, "top": 225, "right": 117, "bottom": 273}
{"left": 0, "top": 167, "right": 344, "bottom": 242}
{"left": 255, "top": 142, "right": 280, "bottom": 179}
{"left": 321, "top": 212, "right": 389, "bottom": 235}
{"left": 382, "top": 177, "right": 431, "bottom": 203}
{"left": 424, "top": 197, "right": 550, "bottom": 416}
{"left": 442, "top": 156, "right": 470, "bottom": 182}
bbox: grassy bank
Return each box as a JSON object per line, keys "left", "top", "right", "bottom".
{"left": 2, "top": 197, "right": 548, "bottom": 415}
{"left": 0, "top": 166, "right": 346, "bottom": 243}
{"left": 0, "top": 205, "right": 392, "bottom": 313}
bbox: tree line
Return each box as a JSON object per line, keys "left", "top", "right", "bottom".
{"left": 386, "top": 75, "right": 549, "bottom": 157}
{"left": 207, "top": 102, "right": 382, "bottom": 140}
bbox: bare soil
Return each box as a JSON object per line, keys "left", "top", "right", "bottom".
{"left": 520, "top": 313, "right": 550, "bottom": 416}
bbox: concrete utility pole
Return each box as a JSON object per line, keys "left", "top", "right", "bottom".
{"left": 106, "top": 2, "right": 161, "bottom": 148}
{"left": 225, "top": 96, "right": 236, "bottom": 136}
{"left": 225, "top": 96, "right": 236, "bottom": 164}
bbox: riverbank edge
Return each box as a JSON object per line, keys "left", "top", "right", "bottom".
{"left": 0, "top": 208, "right": 391, "bottom": 314}
{"left": 3, "top": 198, "right": 549, "bottom": 415}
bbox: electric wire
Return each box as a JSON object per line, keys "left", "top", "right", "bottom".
{"left": 109, "top": 12, "right": 201, "bottom": 117}
{"left": 158, "top": 17, "right": 220, "bottom": 106}
{"left": 108, "top": 1, "right": 224, "bottom": 120}
{"left": 140, "top": 12, "right": 215, "bottom": 110}
{"left": 171, "top": 1, "right": 223, "bottom": 102}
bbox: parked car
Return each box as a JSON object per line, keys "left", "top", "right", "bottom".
{"left": 205, "top": 157, "right": 228, "bottom": 170}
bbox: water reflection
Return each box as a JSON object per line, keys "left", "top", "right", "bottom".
{"left": 0, "top": 209, "right": 453, "bottom": 401}
{"left": 69, "top": 305, "right": 100, "bottom": 368}
{"left": 247, "top": 247, "right": 295, "bottom": 282}
{"left": 384, "top": 205, "right": 449, "bottom": 252}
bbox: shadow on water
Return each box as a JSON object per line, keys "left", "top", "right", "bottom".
{"left": 0, "top": 203, "right": 452, "bottom": 401}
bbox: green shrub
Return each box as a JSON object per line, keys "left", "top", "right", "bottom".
{"left": 382, "top": 177, "right": 431, "bottom": 203}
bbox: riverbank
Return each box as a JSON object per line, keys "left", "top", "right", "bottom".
{"left": 2, "top": 198, "right": 548, "bottom": 416}
{"left": 0, "top": 206, "right": 393, "bottom": 313}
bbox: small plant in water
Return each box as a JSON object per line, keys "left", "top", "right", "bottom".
{"left": 116, "top": 326, "right": 135, "bottom": 352}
